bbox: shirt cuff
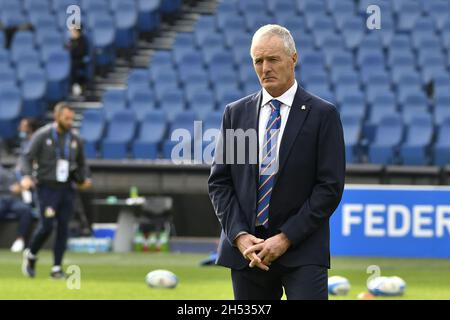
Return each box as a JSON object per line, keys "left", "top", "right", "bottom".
{"left": 233, "top": 231, "right": 249, "bottom": 247}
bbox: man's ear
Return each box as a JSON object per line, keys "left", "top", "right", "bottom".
{"left": 292, "top": 52, "right": 298, "bottom": 65}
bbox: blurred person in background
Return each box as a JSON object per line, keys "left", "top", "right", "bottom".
{"left": 0, "top": 164, "right": 34, "bottom": 252}
{"left": 20, "top": 103, "right": 92, "bottom": 279}
{"left": 66, "top": 27, "right": 88, "bottom": 96}
{"left": 16, "top": 118, "right": 40, "bottom": 156}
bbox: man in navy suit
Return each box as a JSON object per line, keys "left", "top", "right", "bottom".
{"left": 208, "top": 25, "right": 345, "bottom": 300}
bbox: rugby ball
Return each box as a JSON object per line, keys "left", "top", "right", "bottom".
{"left": 145, "top": 269, "right": 178, "bottom": 289}
{"left": 368, "top": 276, "right": 406, "bottom": 296}
{"left": 328, "top": 276, "right": 351, "bottom": 296}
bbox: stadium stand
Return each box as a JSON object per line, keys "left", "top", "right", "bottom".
{"left": 0, "top": 0, "right": 449, "bottom": 168}
{"left": 74, "top": 0, "right": 449, "bottom": 166}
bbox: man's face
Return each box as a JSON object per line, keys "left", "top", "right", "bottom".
{"left": 19, "top": 119, "right": 29, "bottom": 134}
{"left": 251, "top": 35, "right": 297, "bottom": 97}
{"left": 55, "top": 108, "right": 74, "bottom": 132}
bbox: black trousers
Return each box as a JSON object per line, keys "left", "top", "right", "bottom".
{"left": 0, "top": 196, "right": 33, "bottom": 238}
{"left": 231, "top": 226, "right": 328, "bottom": 300}
{"left": 29, "top": 185, "right": 74, "bottom": 266}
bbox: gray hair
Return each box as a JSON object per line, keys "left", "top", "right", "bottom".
{"left": 250, "top": 24, "right": 297, "bottom": 57}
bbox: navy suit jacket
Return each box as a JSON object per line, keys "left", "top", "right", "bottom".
{"left": 208, "top": 85, "right": 346, "bottom": 270}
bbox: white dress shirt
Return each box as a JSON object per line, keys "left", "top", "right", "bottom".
{"left": 258, "top": 80, "right": 298, "bottom": 170}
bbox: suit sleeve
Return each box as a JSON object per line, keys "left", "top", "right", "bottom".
{"left": 279, "top": 107, "right": 346, "bottom": 247}
{"left": 75, "top": 137, "right": 91, "bottom": 182}
{"left": 208, "top": 105, "right": 250, "bottom": 246}
{"left": 20, "top": 131, "right": 43, "bottom": 177}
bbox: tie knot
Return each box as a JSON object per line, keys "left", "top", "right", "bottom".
{"left": 270, "top": 99, "right": 281, "bottom": 112}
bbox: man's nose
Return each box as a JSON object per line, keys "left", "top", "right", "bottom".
{"left": 262, "top": 61, "right": 272, "bottom": 74}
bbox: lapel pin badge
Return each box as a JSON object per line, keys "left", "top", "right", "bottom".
{"left": 301, "top": 105, "right": 306, "bottom": 110}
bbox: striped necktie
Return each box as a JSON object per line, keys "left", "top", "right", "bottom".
{"left": 256, "top": 99, "right": 282, "bottom": 228}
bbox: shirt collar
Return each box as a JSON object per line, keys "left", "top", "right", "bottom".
{"left": 261, "top": 79, "right": 298, "bottom": 108}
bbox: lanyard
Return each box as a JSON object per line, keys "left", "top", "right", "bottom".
{"left": 52, "top": 127, "right": 71, "bottom": 160}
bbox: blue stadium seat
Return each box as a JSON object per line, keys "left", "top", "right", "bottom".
{"left": 15, "top": 51, "right": 42, "bottom": 82}
{"left": 136, "top": 0, "right": 161, "bottom": 33}
{"left": 21, "top": 68, "right": 47, "bottom": 119}
{"left": 188, "top": 91, "right": 216, "bottom": 121}
{"left": 153, "top": 78, "right": 179, "bottom": 103}
{"left": 340, "top": 16, "right": 364, "bottom": 49}
{"left": 184, "top": 82, "right": 210, "bottom": 105}
{"left": 332, "top": 3, "right": 356, "bottom": 30}
{"left": 52, "top": 0, "right": 81, "bottom": 12}
{"left": 24, "top": 0, "right": 50, "bottom": 12}
{"left": 11, "top": 31, "right": 36, "bottom": 64}
{"left": 203, "top": 111, "right": 222, "bottom": 131}
{"left": 160, "top": 0, "right": 181, "bottom": 14}
{"left": 434, "top": 92, "right": 450, "bottom": 124}
{"left": 356, "top": 48, "right": 384, "bottom": 68}
{"left": 335, "top": 83, "right": 362, "bottom": 105}
{"left": 194, "top": 16, "right": 217, "bottom": 46}
{"left": 201, "top": 111, "right": 223, "bottom": 160}
{"left": 396, "top": 1, "right": 422, "bottom": 32}
{"left": 432, "top": 73, "right": 450, "bottom": 95}
{"left": 219, "top": 91, "right": 244, "bottom": 108}
{"left": 325, "top": 50, "right": 353, "bottom": 70}
{"left": 159, "top": 89, "right": 185, "bottom": 122}
{"left": 399, "top": 114, "right": 433, "bottom": 165}
{"left": 80, "top": 109, "right": 106, "bottom": 159}
{"left": 1, "top": 6, "right": 27, "bottom": 28}
{"left": 127, "top": 69, "right": 151, "bottom": 101}
{"left": 150, "top": 50, "right": 173, "bottom": 67}
{"left": 216, "top": 14, "right": 245, "bottom": 33}
{"left": 102, "top": 110, "right": 137, "bottom": 159}
{"left": 163, "top": 110, "right": 197, "bottom": 159}
{"left": 388, "top": 47, "right": 413, "bottom": 66}
{"left": 102, "top": 88, "right": 127, "bottom": 120}
{"left": 244, "top": 13, "right": 273, "bottom": 33}
{"left": 339, "top": 92, "right": 366, "bottom": 121}
{"left": 341, "top": 114, "right": 362, "bottom": 164}
{"left": 427, "top": 0, "right": 450, "bottom": 31}
{"left": 366, "top": 84, "right": 392, "bottom": 106}
{"left": 92, "top": 15, "right": 116, "bottom": 69}
{"left": 177, "top": 51, "right": 204, "bottom": 74}
{"left": 238, "top": 0, "right": 266, "bottom": 14}
{"left": 311, "top": 17, "right": 336, "bottom": 48}
{"left": 367, "top": 93, "right": 398, "bottom": 129}
{"left": 434, "top": 118, "right": 450, "bottom": 166}
{"left": 391, "top": 65, "right": 418, "bottom": 87}
{"left": 321, "top": 34, "right": 345, "bottom": 53}
{"left": 214, "top": 82, "right": 242, "bottom": 106}
{"left": 132, "top": 110, "right": 167, "bottom": 160}
{"left": 129, "top": 87, "right": 156, "bottom": 121}
{"left": 173, "top": 32, "right": 196, "bottom": 53}
{"left": 0, "top": 49, "right": 10, "bottom": 68}
{"left": 397, "top": 88, "right": 428, "bottom": 110}
{"left": 149, "top": 63, "right": 177, "bottom": 85}
{"left": 114, "top": 1, "right": 138, "bottom": 51}
{"left": 368, "top": 114, "right": 404, "bottom": 164}
{"left": 45, "top": 50, "right": 71, "bottom": 102}
{"left": 0, "top": 65, "right": 17, "bottom": 87}
{"left": 0, "top": 87, "right": 22, "bottom": 139}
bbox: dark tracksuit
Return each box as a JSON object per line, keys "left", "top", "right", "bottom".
{"left": 21, "top": 123, "right": 89, "bottom": 266}
{"left": 0, "top": 166, "right": 33, "bottom": 239}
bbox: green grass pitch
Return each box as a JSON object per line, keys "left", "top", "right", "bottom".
{"left": 0, "top": 250, "right": 449, "bottom": 299}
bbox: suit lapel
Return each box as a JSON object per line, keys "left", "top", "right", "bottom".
{"left": 244, "top": 91, "right": 262, "bottom": 187}
{"left": 273, "top": 85, "right": 311, "bottom": 188}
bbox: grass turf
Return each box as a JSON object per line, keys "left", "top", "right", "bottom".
{"left": 0, "top": 250, "right": 449, "bottom": 300}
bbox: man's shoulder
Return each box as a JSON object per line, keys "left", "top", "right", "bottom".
{"left": 33, "top": 123, "right": 52, "bottom": 138}
{"left": 303, "top": 89, "right": 336, "bottom": 113}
